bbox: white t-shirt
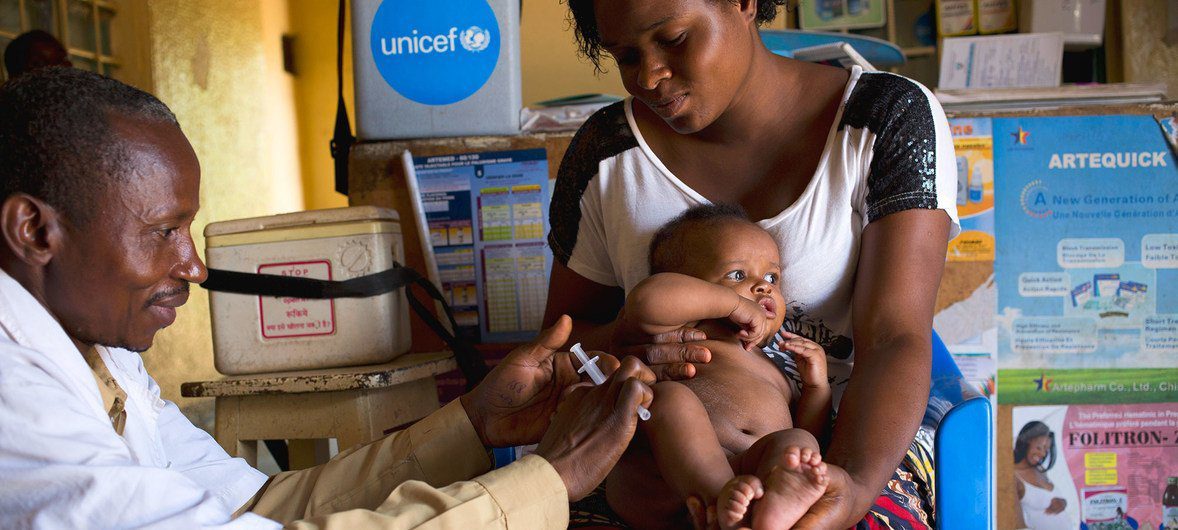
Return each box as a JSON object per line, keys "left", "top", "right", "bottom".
{"left": 548, "top": 66, "right": 961, "bottom": 401}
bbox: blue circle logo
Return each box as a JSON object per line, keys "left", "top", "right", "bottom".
{"left": 369, "top": 0, "right": 500, "bottom": 106}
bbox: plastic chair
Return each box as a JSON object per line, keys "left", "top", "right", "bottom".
{"left": 928, "top": 330, "right": 994, "bottom": 530}
{"left": 492, "top": 331, "right": 994, "bottom": 529}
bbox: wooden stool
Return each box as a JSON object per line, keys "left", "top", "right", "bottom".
{"left": 181, "top": 351, "right": 457, "bottom": 467}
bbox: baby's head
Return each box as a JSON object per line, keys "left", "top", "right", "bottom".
{"left": 648, "top": 204, "right": 787, "bottom": 345}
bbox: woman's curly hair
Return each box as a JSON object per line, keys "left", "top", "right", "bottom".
{"left": 566, "top": 0, "right": 791, "bottom": 74}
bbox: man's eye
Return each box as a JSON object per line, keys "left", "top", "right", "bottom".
{"left": 764, "top": 273, "right": 779, "bottom": 285}
{"left": 159, "top": 227, "right": 178, "bottom": 238}
{"left": 724, "top": 270, "right": 746, "bottom": 282}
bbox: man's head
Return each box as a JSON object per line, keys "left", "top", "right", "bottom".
{"left": 649, "top": 203, "right": 786, "bottom": 345}
{"left": 0, "top": 67, "right": 206, "bottom": 353}
{"left": 4, "top": 30, "right": 72, "bottom": 78}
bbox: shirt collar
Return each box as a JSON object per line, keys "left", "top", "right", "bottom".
{"left": 0, "top": 267, "right": 109, "bottom": 419}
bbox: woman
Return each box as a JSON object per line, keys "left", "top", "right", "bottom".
{"left": 543, "top": 0, "right": 959, "bottom": 528}
{"left": 1013, "top": 422, "right": 1073, "bottom": 530}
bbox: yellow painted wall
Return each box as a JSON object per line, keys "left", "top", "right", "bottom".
{"left": 289, "top": 1, "right": 351, "bottom": 211}
{"left": 142, "top": 0, "right": 304, "bottom": 430}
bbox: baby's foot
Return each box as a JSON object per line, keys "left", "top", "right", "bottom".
{"left": 752, "top": 446, "right": 829, "bottom": 530}
{"left": 717, "top": 475, "right": 764, "bottom": 530}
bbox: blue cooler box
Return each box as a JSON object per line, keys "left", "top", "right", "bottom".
{"left": 351, "top": 0, "right": 521, "bottom": 139}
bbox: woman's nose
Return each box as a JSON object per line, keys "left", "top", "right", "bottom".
{"left": 637, "top": 55, "right": 671, "bottom": 91}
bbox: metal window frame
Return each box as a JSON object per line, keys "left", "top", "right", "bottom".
{"left": 1, "top": 0, "right": 120, "bottom": 82}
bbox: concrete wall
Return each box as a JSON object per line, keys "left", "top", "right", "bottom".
{"left": 142, "top": 0, "right": 304, "bottom": 430}
{"left": 1121, "top": 0, "right": 1178, "bottom": 98}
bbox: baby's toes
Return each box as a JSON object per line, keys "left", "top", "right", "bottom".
{"left": 809, "top": 461, "right": 829, "bottom": 485}
{"left": 783, "top": 446, "right": 802, "bottom": 469}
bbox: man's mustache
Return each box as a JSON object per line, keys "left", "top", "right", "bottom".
{"left": 144, "top": 283, "right": 190, "bottom": 307}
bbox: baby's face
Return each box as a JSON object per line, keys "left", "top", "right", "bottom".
{"left": 681, "top": 220, "right": 787, "bottom": 346}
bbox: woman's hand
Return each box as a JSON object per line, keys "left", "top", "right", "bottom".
{"left": 611, "top": 320, "right": 712, "bottom": 381}
{"left": 791, "top": 464, "right": 865, "bottom": 530}
{"left": 1045, "top": 497, "right": 1067, "bottom": 515}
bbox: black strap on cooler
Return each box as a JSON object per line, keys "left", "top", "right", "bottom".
{"left": 201, "top": 265, "right": 490, "bottom": 389}
{"left": 330, "top": 0, "right": 355, "bottom": 195}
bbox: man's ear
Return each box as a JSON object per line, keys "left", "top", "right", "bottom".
{"left": 1, "top": 193, "right": 64, "bottom": 267}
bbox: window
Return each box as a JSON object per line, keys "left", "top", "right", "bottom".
{"left": 0, "top": 0, "right": 120, "bottom": 82}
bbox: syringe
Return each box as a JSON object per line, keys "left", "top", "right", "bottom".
{"left": 570, "top": 343, "right": 651, "bottom": 421}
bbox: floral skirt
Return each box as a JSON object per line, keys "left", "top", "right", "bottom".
{"left": 569, "top": 429, "right": 936, "bottom": 530}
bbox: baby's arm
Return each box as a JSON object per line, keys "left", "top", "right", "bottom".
{"left": 779, "top": 332, "right": 832, "bottom": 440}
{"left": 623, "top": 273, "right": 766, "bottom": 347}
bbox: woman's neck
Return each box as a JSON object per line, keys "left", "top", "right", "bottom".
{"left": 694, "top": 43, "right": 797, "bottom": 145}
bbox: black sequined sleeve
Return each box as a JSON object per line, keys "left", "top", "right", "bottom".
{"left": 548, "top": 101, "right": 635, "bottom": 266}
{"left": 840, "top": 73, "right": 957, "bottom": 224}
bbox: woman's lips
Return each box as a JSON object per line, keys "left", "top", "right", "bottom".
{"left": 647, "top": 93, "right": 686, "bottom": 117}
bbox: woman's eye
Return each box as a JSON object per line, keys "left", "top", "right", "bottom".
{"left": 763, "top": 273, "right": 779, "bottom": 284}
{"left": 610, "top": 50, "right": 638, "bottom": 66}
{"left": 724, "top": 270, "right": 746, "bottom": 282}
{"left": 662, "top": 32, "right": 686, "bottom": 47}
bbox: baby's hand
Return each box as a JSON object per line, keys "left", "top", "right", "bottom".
{"left": 727, "top": 295, "right": 768, "bottom": 351}
{"left": 777, "top": 331, "right": 828, "bottom": 388}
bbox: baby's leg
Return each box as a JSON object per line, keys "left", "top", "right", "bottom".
{"left": 607, "top": 381, "right": 736, "bottom": 530}
{"left": 642, "top": 381, "right": 735, "bottom": 504}
{"left": 729, "top": 428, "right": 828, "bottom": 530}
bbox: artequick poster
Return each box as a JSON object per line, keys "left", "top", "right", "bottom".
{"left": 995, "top": 115, "right": 1178, "bottom": 405}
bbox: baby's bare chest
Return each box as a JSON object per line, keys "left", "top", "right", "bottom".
{"left": 680, "top": 343, "right": 794, "bottom": 452}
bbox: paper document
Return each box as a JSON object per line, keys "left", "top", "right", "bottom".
{"left": 939, "top": 33, "right": 1064, "bottom": 90}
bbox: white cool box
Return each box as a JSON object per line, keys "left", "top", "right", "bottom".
{"left": 205, "top": 207, "right": 411, "bottom": 375}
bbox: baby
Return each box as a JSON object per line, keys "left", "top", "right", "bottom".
{"left": 605, "top": 204, "right": 832, "bottom": 530}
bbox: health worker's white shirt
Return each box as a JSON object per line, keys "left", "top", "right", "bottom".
{"left": 0, "top": 268, "right": 276, "bottom": 529}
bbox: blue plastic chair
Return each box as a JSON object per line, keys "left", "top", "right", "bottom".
{"left": 492, "top": 331, "right": 994, "bottom": 529}
{"left": 928, "top": 330, "right": 994, "bottom": 530}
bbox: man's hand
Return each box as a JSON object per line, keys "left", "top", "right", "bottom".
{"left": 460, "top": 315, "right": 588, "bottom": 447}
{"left": 534, "top": 356, "right": 655, "bottom": 500}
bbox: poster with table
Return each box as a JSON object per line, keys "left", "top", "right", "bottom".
{"left": 412, "top": 148, "right": 551, "bottom": 343}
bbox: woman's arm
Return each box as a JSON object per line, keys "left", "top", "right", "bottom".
{"left": 544, "top": 262, "right": 710, "bottom": 380}
{"left": 796, "top": 209, "right": 950, "bottom": 528}
{"left": 542, "top": 261, "right": 624, "bottom": 349}
{"left": 1014, "top": 478, "right": 1027, "bottom": 528}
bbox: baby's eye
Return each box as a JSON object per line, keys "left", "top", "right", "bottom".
{"left": 763, "top": 273, "right": 779, "bottom": 285}
{"left": 724, "top": 270, "right": 746, "bottom": 282}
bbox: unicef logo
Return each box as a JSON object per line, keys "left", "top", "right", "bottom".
{"left": 460, "top": 26, "right": 491, "bottom": 52}
{"left": 369, "top": 0, "right": 500, "bottom": 106}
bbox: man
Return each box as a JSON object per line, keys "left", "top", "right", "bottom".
{"left": 0, "top": 67, "right": 654, "bottom": 528}
{"left": 4, "top": 30, "right": 72, "bottom": 78}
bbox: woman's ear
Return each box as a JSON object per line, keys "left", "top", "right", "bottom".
{"left": 1, "top": 193, "right": 63, "bottom": 267}
{"left": 739, "top": 0, "right": 758, "bottom": 23}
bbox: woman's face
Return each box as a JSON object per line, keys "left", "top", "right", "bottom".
{"left": 1024, "top": 435, "right": 1052, "bottom": 466}
{"left": 593, "top": 0, "right": 757, "bottom": 134}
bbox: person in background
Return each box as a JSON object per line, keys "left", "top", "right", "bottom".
{"left": 1013, "top": 421, "right": 1074, "bottom": 530}
{"left": 0, "top": 66, "right": 653, "bottom": 529}
{"left": 4, "top": 30, "right": 72, "bottom": 78}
